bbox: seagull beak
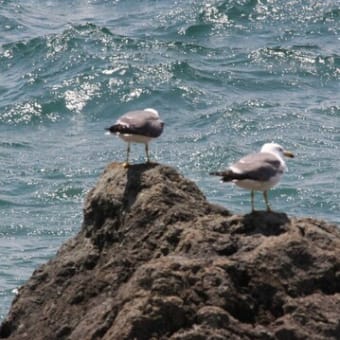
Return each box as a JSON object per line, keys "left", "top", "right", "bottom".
{"left": 284, "top": 150, "right": 295, "bottom": 158}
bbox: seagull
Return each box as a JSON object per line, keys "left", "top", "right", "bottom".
{"left": 210, "top": 143, "right": 294, "bottom": 212}
{"left": 105, "top": 108, "right": 164, "bottom": 167}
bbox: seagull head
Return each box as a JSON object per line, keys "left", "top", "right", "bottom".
{"left": 144, "top": 108, "right": 160, "bottom": 118}
{"left": 261, "top": 142, "right": 295, "bottom": 159}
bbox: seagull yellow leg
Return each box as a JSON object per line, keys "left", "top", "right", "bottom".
{"left": 123, "top": 143, "right": 130, "bottom": 168}
{"left": 263, "top": 191, "right": 271, "bottom": 212}
{"left": 251, "top": 190, "right": 255, "bottom": 212}
{"left": 145, "top": 143, "right": 150, "bottom": 163}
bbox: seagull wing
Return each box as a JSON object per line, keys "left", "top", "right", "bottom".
{"left": 230, "top": 152, "right": 282, "bottom": 182}
{"left": 106, "top": 110, "right": 164, "bottom": 138}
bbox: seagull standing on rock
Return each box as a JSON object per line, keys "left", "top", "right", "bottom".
{"left": 106, "top": 108, "right": 164, "bottom": 167}
{"left": 210, "top": 142, "right": 295, "bottom": 212}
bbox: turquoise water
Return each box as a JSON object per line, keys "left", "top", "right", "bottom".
{"left": 0, "top": 0, "right": 339, "bottom": 319}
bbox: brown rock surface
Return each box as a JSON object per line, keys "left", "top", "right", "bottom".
{"left": 0, "top": 163, "right": 339, "bottom": 339}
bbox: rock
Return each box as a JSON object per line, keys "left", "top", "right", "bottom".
{"left": 0, "top": 163, "right": 339, "bottom": 340}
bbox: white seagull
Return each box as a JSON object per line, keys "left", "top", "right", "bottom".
{"left": 210, "top": 143, "right": 294, "bottom": 212}
{"left": 106, "top": 108, "right": 164, "bottom": 167}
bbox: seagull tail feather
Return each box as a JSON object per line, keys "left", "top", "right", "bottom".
{"left": 105, "top": 124, "right": 128, "bottom": 134}
{"left": 209, "top": 171, "right": 225, "bottom": 176}
{"left": 210, "top": 170, "right": 240, "bottom": 182}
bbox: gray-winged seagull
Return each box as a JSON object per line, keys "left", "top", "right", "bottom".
{"left": 210, "top": 142, "right": 294, "bottom": 212}
{"left": 106, "top": 108, "right": 164, "bottom": 167}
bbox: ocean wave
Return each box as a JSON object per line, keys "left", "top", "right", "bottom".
{"left": 0, "top": 15, "right": 337, "bottom": 127}
{"left": 0, "top": 23, "right": 117, "bottom": 122}
{"left": 34, "top": 184, "right": 84, "bottom": 203}
{"left": 183, "top": 0, "right": 338, "bottom": 32}
{"left": 0, "top": 225, "right": 29, "bottom": 238}
{"left": 323, "top": 7, "right": 340, "bottom": 20}
{"left": 0, "top": 198, "right": 16, "bottom": 208}
{"left": 1, "top": 101, "right": 43, "bottom": 124}
{"left": 180, "top": 1, "right": 255, "bottom": 37}
{"left": 0, "top": 141, "right": 32, "bottom": 149}
{"left": 0, "top": 21, "right": 168, "bottom": 114}
{"left": 249, "top": 46, "right": 340, "bottom": 80}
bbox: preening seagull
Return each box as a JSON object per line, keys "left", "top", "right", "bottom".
{"left": 105, "top": 108, "right": 164, "bottom": 166}
{"left": 210, "top": 143, "right": 294, "bottom": 212}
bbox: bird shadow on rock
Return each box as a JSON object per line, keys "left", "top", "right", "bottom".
{"left": 233, "top": 211, "right": 290, "bottom": 236}
{"left": 123, "top": 162, "right": 159, "bottom": 210}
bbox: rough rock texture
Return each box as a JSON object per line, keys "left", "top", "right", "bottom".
{"left": 1, "top": 163, "right": 340, "bottom": 340}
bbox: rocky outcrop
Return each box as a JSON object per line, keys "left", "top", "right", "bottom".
{"left": 1, "top": 163, "right": 339, "bottom": 339}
